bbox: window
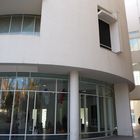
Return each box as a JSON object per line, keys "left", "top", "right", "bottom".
{"left": 98, "top": 7, "right": 122, "bottom": 53}
{"left": 99, "top": 19, "right": 111, "bottom": 50}
{"left": 0, "top": 15, "right": 41, "bottom": 34}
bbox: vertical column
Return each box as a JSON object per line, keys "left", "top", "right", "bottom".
{"left": 114, "top": 83, "right": 133, "bottom": 136}
{"left": 70, "top": 71, "right": 79, "bottom": 140}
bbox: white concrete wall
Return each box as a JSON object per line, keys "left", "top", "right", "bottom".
{"left": 114, "top": 83, "right": 133, "bottom": 136}
{"left": 0, "top": 0, "right": 134, "bottom": 87}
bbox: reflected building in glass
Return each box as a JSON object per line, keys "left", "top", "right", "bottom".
{"left": 0, "top": 0, "right": 135, "bottom": 140}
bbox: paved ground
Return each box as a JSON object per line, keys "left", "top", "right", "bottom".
{"left": 99, "top": 126, "right": 140, "bottom": 140}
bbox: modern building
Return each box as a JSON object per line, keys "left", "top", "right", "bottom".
{"left": 0, "top": 0, "right": 134, "bottom": 140}
{"left": 125, "top": 0, "right": 140, "bottom": 126}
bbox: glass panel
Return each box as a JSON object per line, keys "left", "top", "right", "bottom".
{"left": 1, "top": 78, "right": 16, "bottom": 90}
{"left": 86, "top": 96, "right": 97, "bottom": 132}
{"left": 35, "top": 16, "right": 40, "bottom": 33}
{"left": 105, "top": 87, "right": 112, "bottom": 97}
{"left": 80, "top": 95, "right": 85, "bottom": 132}
{"left": 12, "top": 91, "right": 27, "bottom": 134}
{"left": 0, "top": 91, "right": 14, "bottom": 134}
{"left": 106, "top": 98, "right": 113, "bottom": 131}
{"left": 56, "top": 93, "right": 67, "bottom": 133}
{"left": 26, "top": 135, "right": 68, "bottom": 140}
{"left": 33, "top": 92, "right": 55, "bottom": 134}
{"left": 11, "top": 136, "right": 24, "bottom": 140}
{"left": 10, "top": 16, "right": 22, "bottom": 33}
{"left": 0, "top": 136, "right": 9, "bottom": 140}
{"left": 57, "top": 80, "right": 68, "bottom": 92}
{"left": 22, "top": 16, "right": 34, "bottom": 33}
{"left": 99, "top": 97, "right": 105, "bottom": 131}
{"left": 16, "top": 77, "right": 29, "bottom": 90}
{"left": 0, "top": 78, "right": 2, "bottom": 90}
{"left": 98, "top": 86, "right": 104, "bottom": 96}
{"left": 80, "top": 82, "right": 96, "bottom": 95}
{"left": 29, "top": 78, "right": 56, "bottom": 91}
{"left": 0, "top": 16, "right": 10, "bottom": 33}
{"left": 99, "top": 19, "right": 111, "bottom": 49}
{"left": 26, "top": 92, "right": 35, "bottom": 134}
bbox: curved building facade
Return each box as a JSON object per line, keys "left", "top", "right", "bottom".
{"left": 0, "top": 0, "right": 134, "bottom": 140}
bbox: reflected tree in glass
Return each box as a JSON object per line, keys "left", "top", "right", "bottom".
{"left": 12, "top": 91, "right": 27, "bottom": 134}
{"left": 0, "top": 91, "right": 14, "bottom": 134}
{"left": 56, "top": 93, "right": 68, "bottom": 133}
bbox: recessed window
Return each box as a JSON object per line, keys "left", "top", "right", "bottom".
{"left": 98, "top": 7, "right": 121, "bottom": 53}
{"left": 98, "top": 19, "right": 111, "bottom": 50}
{"left": 0, "top": 15, "right": 41, "bottom": 35}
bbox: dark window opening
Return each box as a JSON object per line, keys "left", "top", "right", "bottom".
{"left": 98, "top": 19, "right": 111, "bottom": 50}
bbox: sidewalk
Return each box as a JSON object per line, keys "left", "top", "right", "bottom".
{"left": 99, "top": 126, "right": 140, "bottom": 140}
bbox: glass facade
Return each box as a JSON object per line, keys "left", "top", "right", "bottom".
{"left": 0, "top": 73, "right": 69, "bottom": 140}
{"left": 0, "top": 72, "right": 115, "bottom": 140}
{"left": 80, "top": 81, "right": 115, "bottom": 139}
{"left": 0, "top": 15, "right": 41, "bottom": 34}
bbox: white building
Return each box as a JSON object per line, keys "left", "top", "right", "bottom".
{"left": 0, "top": 0, "right": 134, "bottom": 140}
{"left": 125, "top": 0, "right": 140, "bottom": 126}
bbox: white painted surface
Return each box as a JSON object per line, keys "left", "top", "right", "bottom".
{"left": 0, "top": 0, "right": 134, "bottom": 87}
{"left": 70, "top": 71, "right": 79, "bottom": 140}
{"left": 114, "top": 83, "right": 133, "bottom": 136}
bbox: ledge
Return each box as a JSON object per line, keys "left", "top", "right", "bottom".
{"left": 98, "top": 10, "right": 117, "bottom": 24}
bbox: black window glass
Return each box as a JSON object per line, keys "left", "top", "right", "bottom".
{"left": 99, "top": 19, "right": 111, "bottom": 49}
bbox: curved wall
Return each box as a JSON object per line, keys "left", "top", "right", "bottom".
{"left": 0, "top": 0, "right": 134, "bottom": 88}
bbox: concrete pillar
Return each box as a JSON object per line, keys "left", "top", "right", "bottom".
{"left": 114, "top": 83, "right": 133, "bottom": 136}
{"left": 70, "top": 71, "right": 79, "bottom": 140}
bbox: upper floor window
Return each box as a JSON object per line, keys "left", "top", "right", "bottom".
{"left": 98, "top": 6, "right": 122, "bottom": 53}
{"left": 98, "top": 19, "right": 111, "bottom": 50}
{"left": 0, "top": 15, "right": 41, "bottom": 35}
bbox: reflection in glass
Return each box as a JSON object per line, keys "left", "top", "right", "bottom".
{"left": 22, "top": 16, "right": 34, "bottom": 33}
{"left": 12, "top": 91, "right": 27, "bottom": 134}
{"left": 26, "top": 135, "right": 67, "bottom": 140}
{"left": 0, "top": 78, "right": 1, "bottom": 90}
{"left": 99, "top": 97, "right": 105, "bottom": 131}
{"left": 106, "top": 98, "right": 113, "bottom": 131}
{"left": 57, "top": 80, "right": 68, "bottom": 92}
{"left": 1, "top": 78, "right": 16, "bottom": 90}
{"left": 86, "top": 96, "right": 97, "bottom": 132}
{"left": 56, "top": 93, "right": 67, "bottom": 133}
{"left": 0, "top": 136, "right": 9, "bottom": 140}
{"left": 0, "top": 91, "right": 13, "bottom": 134}
{"left": 80, "top": 82, "right": 96, "bottom": 95}
{"left": 34, "top": 92, "right": 55, "bottom": 134}
{"left": 35, "top": 17, "right": 40, "bottom": 33}
{"left": 10, "top": 16, "right": 22, "bottom": 33}
{"left": 27, "top": 92, "right": 35, "bottom": 134}
{"left": 11, "top": 136, "right": 24, "bottom": 140}
{"left": 29, "top": 79, "right": 55, "bottom": 91}
{"left": 0, "top": 16, "right": 10, "bottom": 33}
{"left": 16, "top": 77, "right": 29, "bottom": 90}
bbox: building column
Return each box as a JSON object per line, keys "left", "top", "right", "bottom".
{"left": 114, "top": 83, "right": 133, "bottom": 136}
{"left": 70, "top": 71, "right": 79, "bottom": 140}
